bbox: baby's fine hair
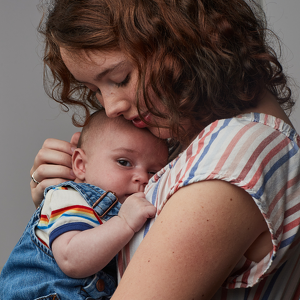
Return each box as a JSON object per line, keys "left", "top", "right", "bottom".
{"left": 38, "top": 0, "right": 294, "bottom": 144}
{"left": 77, "top": 109, "right": 131, "bottom": 149}
{"left": 77, "top": 110, "right": 106, "bottom": 149}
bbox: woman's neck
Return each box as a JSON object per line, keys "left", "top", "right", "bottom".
{"left": 181, "top": 90, "right": 294, "bottom": 153}
{"left": 243, "top": 90, "right": 294, "bottom": 128}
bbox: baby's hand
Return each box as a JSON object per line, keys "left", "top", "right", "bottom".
{"left": 118, "top": 192, "right": 156, "bottom": 233}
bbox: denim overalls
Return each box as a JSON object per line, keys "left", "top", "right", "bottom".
{"left": 0, "top": 181, "right": 121, "bottom": 300}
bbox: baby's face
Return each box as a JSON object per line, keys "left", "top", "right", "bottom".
{"left": 83, "top": 122, "right": 169, "bottom": 203}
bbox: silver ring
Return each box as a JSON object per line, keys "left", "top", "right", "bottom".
{"left": 31, "top": 172, "right": 40, "bottom": 184}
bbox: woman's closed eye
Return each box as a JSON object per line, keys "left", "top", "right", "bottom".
{"left": 116, "top": 74, "right": 130, "bottom": 88}
{"left": 117, "top": 159, "right": 132, "bottom": 167}
{"left": 89, "top": 73, "right": 130, "bottom": 95}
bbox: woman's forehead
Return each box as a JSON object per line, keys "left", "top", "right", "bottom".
{"left": 60, "top": 47, "right": 125, "bottom": 65}
{"left": 60, "top": 47, "right": 129, "bottom": 81}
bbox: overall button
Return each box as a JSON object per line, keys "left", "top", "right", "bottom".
{"left": 96, "top": 279, "right": 105, "bottom": 292}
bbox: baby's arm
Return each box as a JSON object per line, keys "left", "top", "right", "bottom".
{"left": 52, "top": 192, "right": 156, "bottom": 278}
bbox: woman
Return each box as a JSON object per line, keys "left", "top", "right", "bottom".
{"left": 31, "top": 0, "right": 300, "bottom": 298}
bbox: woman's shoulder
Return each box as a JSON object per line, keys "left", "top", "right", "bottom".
{"left": 147, "top": 112, "right": 300, "bottom": 209}
{"left": 144, "top": 113, "right": 300, "bottom": 292}
{"left": 179, "top": 112, "right": 300, "bottom": 177}
{"left": 196, "top": 112, "right": 299, "bottom": 150}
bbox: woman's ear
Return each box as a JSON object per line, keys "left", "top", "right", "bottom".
{"left": 72, "top": 148, "right": 87, "bottom": 181}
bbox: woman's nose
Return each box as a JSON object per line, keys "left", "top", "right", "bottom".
{"left": 100, "top": 93, "right": 131, "bottom": 118}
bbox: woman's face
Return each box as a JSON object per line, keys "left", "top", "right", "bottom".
{"left": 60, "top": 48, "right": 172, "bottom": 139}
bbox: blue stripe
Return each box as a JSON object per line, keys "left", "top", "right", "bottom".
{"left": 49, "top": 222, "right": 94, "bottom": 248}
{"left": 53, "top": 212, "right": 100, "bottom": 225}
{"left": 289, "top": 128, "right": 298, "bottom": 142}
{"left": 261, "top": 262, "right": 286, "bottom": 299}
{"left": 144, "top": 176, "right": 161, "bottom": 237}
{"left": 244, "top": 287, "right": 250, "bottom": 300}
{"left": 252, "top": 145, "right": 298, "bottom": 199}
{"left": 279, "top": 234, "right": 296, "bottom": 249}
{"left": 37, "top": 213, "right": 100, "bottom": 231}
{"left": 183, "top": 118, "right": 232, "bottom": 186}
{"left": 253, "top": 112, "right": 260, "bottom": 123}
{"left": 36, "top": 224, "right": 49, "bottom": 230}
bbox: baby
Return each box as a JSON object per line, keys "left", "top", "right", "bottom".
{"left": 0, "top": 110, "right": 169, "bottom": 300}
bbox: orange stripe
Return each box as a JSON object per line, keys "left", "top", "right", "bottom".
{"left": 51, "top": 205, "right": 93, "bottom": 217}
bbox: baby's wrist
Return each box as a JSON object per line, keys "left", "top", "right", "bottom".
{"left": 115, "top": 215, "right": 136, "bottom": 236}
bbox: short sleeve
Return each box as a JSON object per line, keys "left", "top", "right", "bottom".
{"left": 36, "top": 187, "right": 102, "bottom": 248}
{"left": 145, "top": 113, "right": 300, "bottom": 289}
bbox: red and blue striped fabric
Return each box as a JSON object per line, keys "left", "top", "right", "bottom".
{"left": 118, "top": 113, "right": 300, "bottom": 299}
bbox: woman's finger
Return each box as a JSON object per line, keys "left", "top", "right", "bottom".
{"left": 30, "top": 165, "right": 76, "bottom": 208}
{"left": 30, "top": 138, "right": 73, "bottom": 173}
{"left": 30, "top": 148, "right": 74, "bottom": 177}
{"left": 70, "top": 132, "right": 81, "bottom": 146}
{"left": 31, "top": 164, "right": 75, "bottom": 184}
{"left": 30, "top": 177, "right": 73, "bottom": 208}
{"left": 42, "top": 138, "right": 75, "bottom": 153}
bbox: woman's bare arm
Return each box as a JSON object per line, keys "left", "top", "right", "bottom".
{"left": 112, "top": 180, "right": 269, "bottom": 300}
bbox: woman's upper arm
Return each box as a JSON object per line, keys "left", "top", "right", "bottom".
{"left": 112, "top": 180, "right": 268, "bottom": 300}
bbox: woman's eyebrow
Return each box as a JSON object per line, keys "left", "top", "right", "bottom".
{"left": 92, "top": 60, "right": 127, "bottom": 81}
{"left": 73, "top": 60, "right": 128, "bottom": 85}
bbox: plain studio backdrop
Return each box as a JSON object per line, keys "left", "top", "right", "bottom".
{"left": 0, "top": 0, "right": 299, "bottom": 269}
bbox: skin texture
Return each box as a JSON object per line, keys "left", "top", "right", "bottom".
{"left": 30, "top": 49, "right": 291, "bottom": 298}
{"left": 73, "top": 116, "right": 168, "bottom": 203}
{"left": 52, "top": 192, "right": 155, "bottom": 278}
{"left": 111, "top": 181, "right": 270, "bottom": 300}
{"left": 60, "top": 49, "right": 172, "bottom": 139}
{"left": 52, "top": 116, "right": 168, "bottom": 278}
{"left": 30, "top": 135, "right": 79, "bottom": 206}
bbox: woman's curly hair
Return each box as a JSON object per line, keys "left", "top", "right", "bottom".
{"left": 38, "top": 0, "right": 294, "bottom": 144}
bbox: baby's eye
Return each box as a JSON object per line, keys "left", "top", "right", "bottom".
{"left": 117, "top": 159, "right": 132, "bottom": 167}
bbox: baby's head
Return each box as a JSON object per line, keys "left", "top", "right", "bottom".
{"left": 72, "top": 110, "right": 169, "bottom": 203}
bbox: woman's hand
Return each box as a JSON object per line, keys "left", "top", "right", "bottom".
{"left": 30, "top": 132, "right": 80, "bottom": 208}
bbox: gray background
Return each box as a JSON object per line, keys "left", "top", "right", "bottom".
{"left": 0, "top": 0, "right": 299, "bottom": 269}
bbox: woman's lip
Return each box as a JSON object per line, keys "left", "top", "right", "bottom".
{"left": 131, "top": 112, "right": 151, "bottom": 128}
{"left": 132, "top": 118, "right": 147, "bottom": 128}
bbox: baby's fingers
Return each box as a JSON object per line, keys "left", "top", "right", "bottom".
{"left": 143, "top": 204, "right": 157, "bottom": 219}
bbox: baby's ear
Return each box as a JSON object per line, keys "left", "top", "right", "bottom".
{"left": 72, "top": 148, "right": 87, "bottom": 181}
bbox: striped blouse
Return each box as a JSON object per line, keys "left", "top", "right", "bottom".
{"left": 118, "top": 113, "right": 300, "bottom": 299}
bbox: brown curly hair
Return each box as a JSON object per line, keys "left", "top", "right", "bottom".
{"left": 38, "top": 0, "right": 294, "bottom": 144}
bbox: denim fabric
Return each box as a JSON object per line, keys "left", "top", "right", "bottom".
{"left": 0, "top": 181, "right": 121, "bottom": 300}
